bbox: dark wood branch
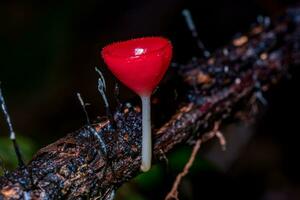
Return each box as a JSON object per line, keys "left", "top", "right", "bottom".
{"left": 1, "top": 6, "right": 299, "bottom": 200}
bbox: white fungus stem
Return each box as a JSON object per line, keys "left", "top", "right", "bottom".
{"left": 140, "top": 95, "right": 152, "bottom": 172}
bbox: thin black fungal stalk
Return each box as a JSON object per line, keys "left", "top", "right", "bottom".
{"left": 95, "top": 67, "right": 112, "bottom": 119}
{"left": 0, "top": 85, "right": 24, "bottom": 167}
{"left": 76, "top": 92, "right": 107, "bottom": 155}
{"left": 182, "top": 9, "right": 210, "bottom": 57}
{"left": 77, "top": 93, "right": 91, "bottom": 124}
{"left": 77, "top": 92, "right": 117, "bottom": 184}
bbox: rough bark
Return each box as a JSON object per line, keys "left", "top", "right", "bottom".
{"left": 0, "top": 6, "right": 299, "bottom": 200}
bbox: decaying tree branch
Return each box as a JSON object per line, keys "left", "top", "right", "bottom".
{"left": 1, "top": 6, "right": 300, "bottom": 200}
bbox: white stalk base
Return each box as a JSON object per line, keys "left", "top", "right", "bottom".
{"left": 140, "top": 95, "right": 152, "bottom": 172}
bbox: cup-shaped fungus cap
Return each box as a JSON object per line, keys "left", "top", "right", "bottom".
{"left": 101, "top": 37, "right": 172, "bottom": 96}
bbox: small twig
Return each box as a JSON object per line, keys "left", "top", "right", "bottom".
{"left": 165, "top": 121, "right": 226, "bottom": 200}
{"left": 0, "top": 84, "right": 24, "bottom": 167}
{"left": 215, "top": 131, "right": 226, "bottom": 151}
{"left": 209, "top": 121, "right": 226, "bottom": 151}
{"left": 165, "top": 139, "right": 202, "bottom": 200}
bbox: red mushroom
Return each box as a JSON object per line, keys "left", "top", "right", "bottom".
{"left": 102, "top": 37, "right": 172, "bottom": 172}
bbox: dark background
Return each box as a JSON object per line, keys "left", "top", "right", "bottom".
{"left": 0, "top": 0, "right": 300, "bottom": 199}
